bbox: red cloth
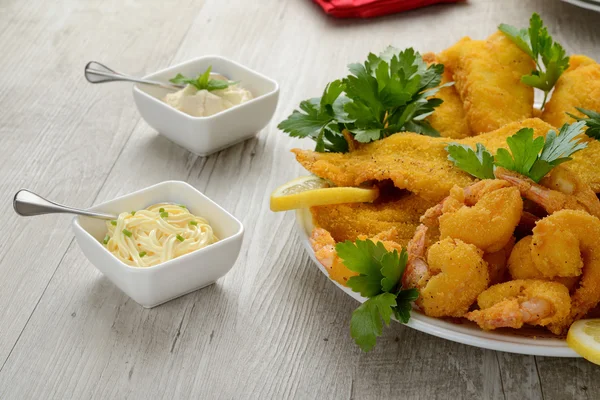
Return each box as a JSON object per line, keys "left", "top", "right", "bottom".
{"left": 313, "top": 0, "right": 462, "bottom": 18}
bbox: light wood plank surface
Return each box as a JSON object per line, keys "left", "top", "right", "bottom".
{"left": 0, "top": 0, "right": 599, "bottom": 399}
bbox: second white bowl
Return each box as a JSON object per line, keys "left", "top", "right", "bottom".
{"left": 72, "top": 181, "right": 244, "bottom": 308}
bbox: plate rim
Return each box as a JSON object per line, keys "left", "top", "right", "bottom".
{"left": 562, "top": 0, "right": 600, "bottom": 12}
{"left": 295, "top": 208, "right": 580, "bottom": 357}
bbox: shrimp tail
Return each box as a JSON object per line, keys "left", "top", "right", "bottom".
{"left": 402, "top": 224, "right": 429, "bottom": 289}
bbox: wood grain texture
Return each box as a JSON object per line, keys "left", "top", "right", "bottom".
{"left": 0, "top": 0, "right": 599, "bottom": 399}
{"left": 0, "top": 0, "right": 204, "bottom": 367}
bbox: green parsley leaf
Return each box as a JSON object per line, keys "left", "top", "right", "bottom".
{"left": 450, "top": 123, "right": 588, "bottom": 183}
{"left": 352, "top": 129, "right": 382, "bottom": 143}
{"left": 394, "top": 288, "right": 419, "bottom": 323}
{"left": 336, "top": 238, "right": 418, "bottom": 352}
{"left": 110, "top": 220, "right": 117, "bottom": 226}
{"left": 277, "top": 80, "right": 349, "bottom": 153}
{"left": 344, "top": 62, "right": 385, "bottom": 125}
{"left": 130, "top": 211, "right": 136, "bottom": 216}
{"left": 495, "top": 128, "right": 545, "bottom": 176}
{"left": 189, "top": 220, "right": 198, "bottom": 226}
{"left": 344, "top": 47, "right": 446, "bottom": 142}
{"left": 160, "top": 211, "right": 169, "bottom": 218}
{"left": 499, "top": 13, "right": 570, "bottom": 108}
{"left": 139, "top": 251, "right": 147, "bottom": 257}
{"left": 278, "top": 46, "right": 447, "bottom": 152}
{"left": 336, "top": 239, "right": 388, "bottom": 297}
{"left": 380, "top": 248, "right": 407, "bottom": 293}
{"left": 567, "top": 107, "right": 600, "bottom": 140}
{"left": 176, "top": 234, "right": 185, "bottom": 242}
{"left": 169, "top": 73, "right": 197, "bottom": 87}
{"left": 498, "top": 23, "right": 534, "bottom": 59}
{"left": 169, "top": 66, "right": 238, "bottom": 92}
{"left": 206, "top": 79, "right": 239, "bottom": 91}
{"left": 122, "top": 229, "right": 133, "bottom": 238}
{"left": 446, "top": 143, "right": 495, "bottom": 180}
{"left": 196, "top": 66, "right": 211, "bottom": 88}
{"left": 335, "top": 239, "right": 389, "bottom": 274}
{"left": 528, "top": 121, "right": 588, "bottom": 181}
{"left": 494, "top": 123, "right": 587, "bottom": 182}
{"left": 350, "top": 293, "right": 396, "bottom": 352}
{"left": 539, "top": 121, "right": 587, "bottom": 162}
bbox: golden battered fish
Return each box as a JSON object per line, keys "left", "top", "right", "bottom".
{"left": 439, "top": 32, "right": 535, "bottom": 134}
{"left": 423, "top": 53, "right": 472, "bottom": 139}
{"left": 293, "top": 118, "right": 556, "bottom": 202}
{"left": 542, "top": 55, "right": 600, "bottom": 128}
{"left": 570, "top": 140, "right": 600, "bottom": 193}
{"left": 311, "top": 194, "right": 436, "bottom": 246}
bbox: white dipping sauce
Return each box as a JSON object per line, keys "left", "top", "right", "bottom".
{"left": 164, "top": 74, "right": 253, "bottom": 117}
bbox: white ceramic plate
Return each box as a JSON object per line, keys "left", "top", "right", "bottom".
{"left": 296, "top": 208, "right": 579, "bottom": 357}
{"left": 562, "top": 0, "right": 600, "bottom": 12}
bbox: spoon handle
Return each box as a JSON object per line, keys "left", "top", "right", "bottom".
{"left": 13, "top": 189, "right": 117, "bottom": 220}
{"left": 84, "top": 61, "right": 183, "bottom": 90}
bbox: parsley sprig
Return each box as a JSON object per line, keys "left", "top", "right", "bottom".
{"left": 567, "top": 108, "right": 600, "bottom": 140}
{"left": 335, "top": 239, "right": 418, "bottom": 352}
{"left": 276, "top": 81, "right": 350, "bottom": 152}
{"left": 446, "top": 121, "right": 587, "bottom": 183}
{"left": 446, "top": 143, "right": 495, "bottom": 180}
{"left": 499, "top": 13, "right": 570, "bottom": 108}
{"left": 169, "top": 66, "right": 238, "bottom": 92}
{"left": 278, "top": 47, "right": 449, "bottom": 152}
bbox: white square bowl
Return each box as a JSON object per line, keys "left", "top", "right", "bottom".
{"left": 133, "top": 56, "right": 279, "bottom": 156}
{"left": 72, "top": 181, "right": 243, "bottom": 308}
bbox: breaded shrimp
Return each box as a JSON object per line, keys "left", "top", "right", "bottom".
{"left": 484, "top": 236, "right": 515, "bottom": 285}
{"left": 414, "top": 179, "right": 523, "bottom": 253}
{"left": 439, "top": 32, "right": 534, "bottom": 134}
{"left": 466, "top": 280, "right": 571, "bottom": 335}
{"left": 417, "top": 179, "right": 511, "bottom": 241}
{"left": 495, "top": 166, "right": 600, "bottom": 218}
{"left": 311, "top": 227, "right": 358, "bottom": 286}
{"left": 540, "top": 166, "right": 600, "bottom": 218}
{"left": 438, "top": 180, "right": 523, "bottom": 252}
{"left": 402, "top": 227, "right": 489, "bottom": 318}
{"left": 530, "top": 210, "right": 600, "bottom": 332}
{"left": 507, "top": 236, "right": 579, "bottom": 291}
{"left": 542, "top": 55, "right": 600, "bottom": 128}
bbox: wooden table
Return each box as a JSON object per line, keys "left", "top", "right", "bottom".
{"left": 1, "top": 0, "right": 599, "bottom": 398}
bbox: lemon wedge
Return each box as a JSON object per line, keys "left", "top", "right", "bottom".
{"left": 567, "top": 319, "right": 600, "bottom": 364}
{"left": 270, "top": 176, "right": 378, "bottom": 212}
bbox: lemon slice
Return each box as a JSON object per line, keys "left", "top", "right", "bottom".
{"left": 567, "top": 319, "right": 600, "bottom": 364}
{"left": 270, "top": 176, "right": 378, "bottom": 212}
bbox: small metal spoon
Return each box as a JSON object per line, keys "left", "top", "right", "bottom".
{"left": 13, "top": 189, "right": 117, "bottom": 220}
{"left": 84, "top": 61, "right": 184, "bottom": 90}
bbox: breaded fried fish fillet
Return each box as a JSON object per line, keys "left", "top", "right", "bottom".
{"left": 311, "top": 194, "right": 436, "bottom": 246}
{"left": 542, "top": 55, "right": 600, "bottom": 128}
{"left": 295, "top": 132, "right": 472, "bottom": 202}
{"left": 293, "top": 118, "right": 600, "bottom": 201}
{"left": 439, "top": 32, "right": 535, "bottom": 134}
{"left": 422, "top": 53, "right": 472, "bottom": 139}
{"left": 569, "top": 140, "right": 600, "bottom": 193}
